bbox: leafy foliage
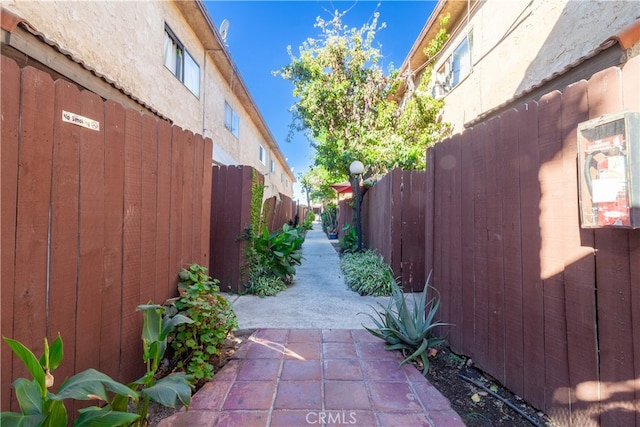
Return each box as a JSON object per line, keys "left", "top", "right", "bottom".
{"left": 254, "top": 224, "right": 305, "bottom": 283}
{"left": 320, "top": 203, "right": 338, "bottom": 235}
{"left": 169, "top": 264, "right": 238, "bottom": 384}
{"left": 340, "top": 250, "right": 395, "bottom": 296}
{"left": 1, "top": 335, "right": 139, "bottom": 427}
{"left": 339, "top": 223, "right": 358, "bottom": 253}
{"left": 301, "top": 211, "right": 315, "bottom": 231}
{"left": 248, "top": 275, "right": 288, "bottom": 298}
{"left": 276, "top": 9, "right": 451, "bottom": 180}
{"left": 111, "top": 303, "right": 194, "bottom": 426}
{"left": 361, "top": 275, "right": 450, "bottom": 375}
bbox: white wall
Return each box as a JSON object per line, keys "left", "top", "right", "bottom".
{"left": 433, "top": 0, "right": 639, "bottom": 133}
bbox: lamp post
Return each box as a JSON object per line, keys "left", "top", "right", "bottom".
{"left": 349, "top": 160, "right": 364, "bottom": 252}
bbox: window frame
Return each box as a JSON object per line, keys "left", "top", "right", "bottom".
{"left": 433, "top": 30, "right": 473, "bottom": 97}
{"left": 224, "top": 101, "right": 239, "bottom": 138}
{"left": 259, "top": 144, "right": 266, "bottom": 165}
{"left": 163, "top": 24, "right": 200, "bottom": 97}
{"left": 270, "top": 159, "right": 276, "bottom": 173}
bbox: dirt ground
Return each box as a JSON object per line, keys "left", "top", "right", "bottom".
{"left": 423, "top": 346, "right": 552, "bottom": 426}
{"left": 149, "top": 331, "right": 552, "bottom": 426}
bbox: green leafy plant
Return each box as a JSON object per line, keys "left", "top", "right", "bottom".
{"left": 110, "top": 303, "right": 194, "bottom": 426}
{"left": 339, "top": 223, "right": 358, "bottom": 253}
{"left": 253, "top": 224, "right": 304, "bottom": 283}
{"left": 340, "top": 250, "right": 395, "bottom": 296}
{"left": 361, "top": 275, "right": 449, "bottom": 374}
{"left": 248, "top": 275, "right": 288, "bottom": 297}
{"left": 169, "top": 264, "right": 238, "bottom": 384}
{"left": 320, "top": 204, "right": 338, "bottom": 235}
{"left": 1, "top": 335, "right": 139, "bottom": 427}
{"left": 301, "top": 211, "right": 315, "bottom": 231}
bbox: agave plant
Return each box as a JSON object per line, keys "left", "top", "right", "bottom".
{"left": 361, "top": 274, "right": 450, "bottom": 375}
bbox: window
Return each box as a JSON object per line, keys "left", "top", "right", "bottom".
{"left": 224, "top": 102, "right": 239, "bottom": 138}
{"left": 163, "top": 25, "right": 200, "bottom": 97}
{"left": 270, "top": 159, "right": 276, "bottom": 173}
{"left": 259, "top": 145, "right": 266, "bottom": 165}
{"left": 433, "top": 31, "right": 472, "bottom": 98}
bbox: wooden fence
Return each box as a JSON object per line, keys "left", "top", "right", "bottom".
{"left": 1, "top": 58, "right": 213, "bottom": 411}
{"left": 361, "top": 169, "right": 428, "bottom": 291}
{"left": 426, "top": 57, "right": 640, "bottom": 426}
{"left": 209, "top": 165, "right": 297, "bottom": 293}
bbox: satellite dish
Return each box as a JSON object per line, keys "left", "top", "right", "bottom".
{"left": 219, "top": 19, "right": 230, "bottom": 43}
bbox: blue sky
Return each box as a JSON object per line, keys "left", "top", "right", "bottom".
{"left": 204, "top": 1, "right": 436, "bottom": 201}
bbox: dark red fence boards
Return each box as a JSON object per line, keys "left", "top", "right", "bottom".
{"left": 209, "top": 165, "right": 257, "bottom": 293}
{"left": 500, "top": 108, "right": 524, "bottom": 397}
{"left": 589, "top": 67, "right": 636, "bottom": 427}
{"left": 1, "top": 56, "right": 21, "bottom": 410}
{"left": 1, "top": 60, "right": 213, "bottom": 411}
{"left": 361, "top": 169, "right": 427, "bottom": 291}
{"left": 425, "top": 56, "right": 640, "bottom": 426}
{"left": 267, "top": 193, "right": 295, "bottom": 231}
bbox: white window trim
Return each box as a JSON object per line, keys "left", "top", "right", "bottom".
{"left": 163, "top": 24, "right": 200, "bottom": 97}
{"left": 433, "top": 30, "right": 473, "bottom": 98}
{"left": 224, "top": 101, "right": 239, "bottom": 138}
{"left": 270, "top": 159, "right": 276, "bottom": 173}
{"left": 259, "top": 144, "right": 266, "bottom": 165}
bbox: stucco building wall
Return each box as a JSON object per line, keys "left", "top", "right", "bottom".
{"left": 430, "top": 0, "right": 639, "bottom": 133}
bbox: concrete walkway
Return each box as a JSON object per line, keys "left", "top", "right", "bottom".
{"left": 224, "top": 221, "right": 391, "bottom": 329}
{"left": 159, "top": 222, "right": 463, "bottom": 426}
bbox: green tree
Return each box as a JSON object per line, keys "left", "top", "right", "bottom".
{"left": 276, "top": 10, "right": 451, "bottom": 180}
{"left": 299, "top": 166, "right": 338, "bottom": 206}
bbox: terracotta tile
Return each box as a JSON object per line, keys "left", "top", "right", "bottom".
{"left": 236, "top": 358, "right": 281, "bottom": 381}
{"left": 156, "top": 410, "right": 217, "bottom": 427}
{"left": 222, "top": 381, "right": 276, "bottom": 410}
{"left": 245, "top": 339, "right": 287, "bottom": 359}
{"left": 426, "top": 410, "right": 465, "bottom": 426}
{"left": 288, "top": 329, "right": 322, "bottom": 342}
{"left": 361, "top": 360, "right": 407, "bottom": 381}
{"left": 274, "top": 380, "right": 322, "bottom": 409}
{"left": 270, "top": 410, "right": 318, "bottom": 426}
{"left": 189, "top": 381, "right": 232, "bottom": 411}
{"left": 305, "top": 410, "right": 376, "bottom": 426}
{"left": 281, "top": 359, "right": 322, "bottom": 380}
{"left": 351, "top": 329, "right": 380, "bottom": 343}
{"left": 356, "top": 342, "right": 401, "bottom": 360}
{"left": 376, "top": 412, "right": 434, "bottom": 426}
{"left": 284, "top": 342, "right": 321, "bottom": 360}
{"left": 324, "top": 380, "right": 371, "bottom": 410}
{"left": 214, "top": 359, "right": 241, "bottom": 381}
{"left": 214, "top": 410, "right": 269, "bottom": 427}
{"left": 400, "top": 362, "right": 427, "bottom": 383}
{"left": 367, "top": 381, "right": 423, "bottom": 412}
{"left": 322, "top": 342, "right": 357, "bottom": 359}
{"left": 323, "top": 359, "right": 363, "bottom": 380}
{"left": 322, "top": 329, "right": 354, "bottom": 342}
{"left": 411, "top": 381, "right": 454, "bottom": 411}
{"left": 253, "top": 329, "right": 289, "bottom": 341}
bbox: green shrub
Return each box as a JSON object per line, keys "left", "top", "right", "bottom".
{"left": 360, "top": 275, "right": 450, "bottom": 375}
{"left": 169, "top": 264, "right": 238, "bottom": 385}
{"left": 340, "top": 250, "right": 395, "bottom": 296}
{"left": 301, "top": 211, "right": 315, "bottom": 231}
{"left": 339, "top": 223, "right": 358, "bottom": 253}
{"left": 320, "top": 204, "right": 338, "bottom": 234}
{"left": 1, "top": 336, "right": 139, "bottom": 426}
{"left": 248, "top": 275, "right": 288, "bottom": 297}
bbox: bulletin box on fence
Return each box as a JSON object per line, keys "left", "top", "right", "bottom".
{"left": 577, "top": 111, "right": 640, "bottom": 228}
